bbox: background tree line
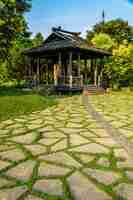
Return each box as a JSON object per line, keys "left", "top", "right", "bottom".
{"left": 0, "top": 0, "right": 44, "bottom": 84}
{"left": 86, "top": 19, "right": 133, "bottom": 89}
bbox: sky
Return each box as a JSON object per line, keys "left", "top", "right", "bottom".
{"left": 25, "top": 0, "right": 133, "bottom": 38}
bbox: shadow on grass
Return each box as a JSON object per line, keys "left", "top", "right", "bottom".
{"left": 0, "top": 86, "right": 34, "bottom": 97}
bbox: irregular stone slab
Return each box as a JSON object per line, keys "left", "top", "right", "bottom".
{"left": 29, "top": 119, "right": 44, "bottom": 125}
{"left": 0, "top": 186, "right": 27, "bottom": 200}
{"left": 0, "top": 129, "right": 10, "bottom": 135}
{"left": 119, "top": 128, "right": 133, "bottom": 137}
{"left": 34, "top": 179, "right": 63, "bottom": 196}
{"left": 38, "top": 127, "right": 54, "bottom": 133}
{"left": 7, "top": 123, "right": 22, "bottom": 129}
{"left": 39, "top": 152, "right": 81, "bottom": 167}
{"left": 95, "top": 138, "right": 119, "bottom": 148}
{"left": 0, "top": 160, "right": 10, "bottom": 170}
{"left": 75, "top": 153, "right": 95, "bottom": 164}
{"left": 39, "top": 138, "right": 60, "bottom": 146}
{"left": 91, "top": 129, "right": 109, "bottom": 137}
{"left": 0, "top": 177, "right": 13, "bottom": 188}
{"left": 69, "top": 143, "right": 108, "bottom": 154}
{"left": 59, "top": 128, "right": 81, "bottom": 134}
{"left": 1, "top": 119, "right": 14, "bottom": 126}
{"left": 24, "top": 145, "right": 46, "bottom": 156}
{"left": 83, "top": 168, "right": 120, "bottom": 185}
{"left": 38, "top": 162, "right": 70, "bottom": 177}
{"left": 6, "top": 160, "right": 36, "bottom": 181}
{"left": 80, "top": 131, "right": 97, "bottom": 138}
{"left": 10, "top": 133, "right": 37, "bottom": 144}
{"left": 68, "top": 172, "right": 112, "bottom": 200}
{"left": 69, "top": 117, "right": 81, "bottom": 123}
{"left": 51, "top": 139, "right": 67, "bottom": 151}
{"left": 27, "top": 124, "right": 42, "bottom": 130}
{"left": 12, "top": 127, "right": 27, "bottom": 134}
{"left": 14, "top": 118, "right": 27, "bottom": 123}
{"left": 42, "top": 131, "right": 65, "bottom": 138}
{"left": 111, "top": 121, "right": 124, "bottom": 128}
{"left": 25, "top": 195, "right": 43, "bottom": 200}
{"left": 115, "top": 183, "right": 133, "bottom": 200}
{"left": 0, "top": 149, "right": 25, "bottom": 161}
{"left": 70, "top": 135, "right": 89, "bottom": 146}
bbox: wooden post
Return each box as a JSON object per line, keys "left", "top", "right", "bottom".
{"left": 84, "top": 59, "right": 87, "bottom": 84}
{"left": 68, "top": 52, "right": 72, "bottom": 76}
{"left": 58, "top": 52, "right": 62, "bottom": 76}
{"left": 90, "top": 59, "right": 94, "bottom": 83}
{"left": 77, "top": 53, "right": 81, "bottom": 76}
{"left": 68, "top": 52, "right": 73, "bottom": 87}
{"left": 94, "top": 59, "right": 98, "bottom": 87}
{"left": 37, "top": 56, "right": 40, "bottom": 85}
{"left": 80, "top": 75, "right": 84, "bottom": 87}
{"left": 28, "top": 57, "right": 32, "bottom": 77}
{"left": 54, "top": 64, "right": 58, "bottom": 86}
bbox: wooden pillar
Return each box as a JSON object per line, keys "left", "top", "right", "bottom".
{"left": 94, "top": 59, "right": 98, "bottom": 87}
{"left": 47, "top": 64, "right": 49, "bottom": 85}
{"left": 84, "top": 59, "right": 87, "bottom": 84}
{"left": 68, "top": 52, "right": 72, "bottom": 87}
{"left": 28, "top": 57, "right": 32, "bottom": 77}
{"left": 37, "top": 56, "right": 40, "bottom": 84}
{"left": 58, "top": 52, "right": 62, "bottom": 76}
{"left": 77, "top": 53, "right": 81, "bottom": 76}
{"left": 54, "top": 64, "right": 58, "bottom": 86}
{"left": 68, "top": 52, "right": 72, "bottom": 75}
{"left": 90, "top": 58, "right": 94, "bottom": 84}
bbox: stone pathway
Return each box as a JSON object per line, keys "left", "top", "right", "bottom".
{"left": 0, "top": 95, "right": 133, "bottom": 200}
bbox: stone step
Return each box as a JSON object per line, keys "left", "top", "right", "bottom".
{"left": 84, "top": 85, "right": 105, "bottom": 94}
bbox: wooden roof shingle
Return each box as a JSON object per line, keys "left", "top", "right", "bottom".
{"left": 25, "top": 27, "right": 111, "bottom": 56}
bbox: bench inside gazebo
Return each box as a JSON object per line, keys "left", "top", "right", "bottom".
{"left": 24, "top": 27, "right": 111, "bottom": 92}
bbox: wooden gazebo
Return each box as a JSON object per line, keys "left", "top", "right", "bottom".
{"left": 24, "top": 27, "right": 111, "bottom": 92}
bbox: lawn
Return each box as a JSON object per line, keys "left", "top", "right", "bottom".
{"left": 90, "top": 89, "right": 133, "bottom": 142}
{"left": 0, "top": 86, "right": 57, "bottom": 122}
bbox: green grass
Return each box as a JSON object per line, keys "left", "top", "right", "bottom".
{"left": 0, "top": 86, "right": 58, "bottom": 122}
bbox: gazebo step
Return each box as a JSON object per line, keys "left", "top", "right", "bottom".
{"left": 85, "top": 85, "right": 105, "bottom": 94}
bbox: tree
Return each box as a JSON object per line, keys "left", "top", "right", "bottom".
{"left": 32, "top": 32, "right": 44, "bottom": 47}
{"left": 86, "top": 19, "right": 133, "bottom": 45}
{"left": 104, "top": 41, "right": 133, "bottom": 87}
{"left": 0, "top": 0, "right": 32, "bottom": 60}
{"left": 0, "top": 0, "right": 32, "bottom": 84}
{"left": 91, "top": 33, "right": 114, "bottom": 50}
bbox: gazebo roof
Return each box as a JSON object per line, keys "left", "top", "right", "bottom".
{"left": 25, "top": 27, "right": 111, "bottom": 57}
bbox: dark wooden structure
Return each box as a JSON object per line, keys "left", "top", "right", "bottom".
{"left": 24, "top": 27, "right": 111, "bottom": 92}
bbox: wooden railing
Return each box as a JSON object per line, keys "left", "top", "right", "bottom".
{"left": 58, "top": 75, "right": 83, "bottom": 87}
